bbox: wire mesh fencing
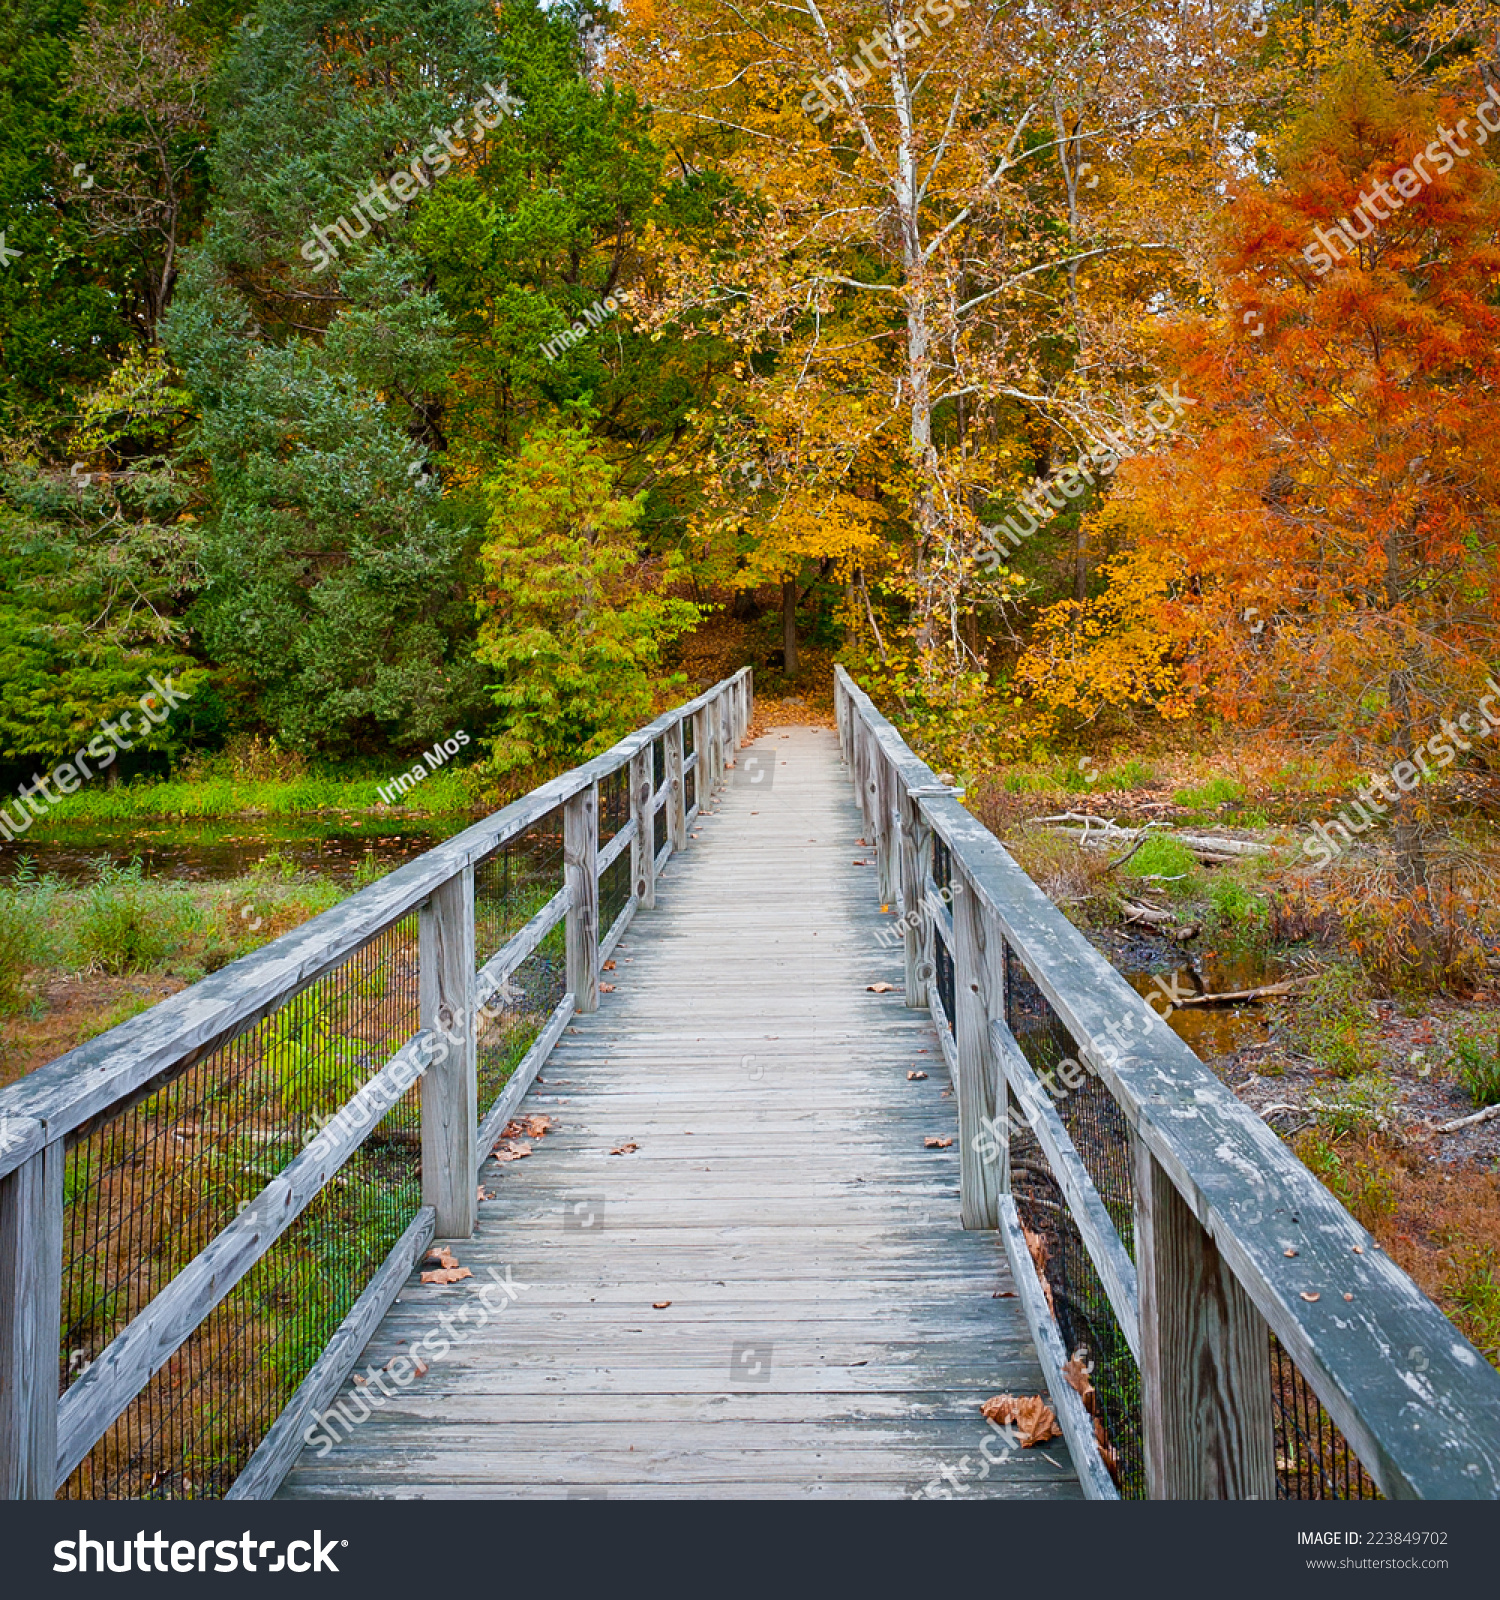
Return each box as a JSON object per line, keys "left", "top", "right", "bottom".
{"left": 1271, "top": 1336, "right": 1381, "bottom": 1498}
{"left": 474, "top": 809, "right": 566, "bottom": 1120}
{"left": 59, "top": 917, "right": 422, "bottom": 1499}
{"left": 1002, "top": 938, "right": 1143, "bottom": 1498}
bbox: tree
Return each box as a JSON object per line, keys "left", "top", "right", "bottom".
{"left": 473, "top": 417, "right": 701, "bottom": 772}
{"left": 1062, "top": 57, "right": 1500, "bottom": 968}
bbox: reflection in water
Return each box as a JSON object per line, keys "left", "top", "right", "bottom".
{"left": 1121, "top": 950, "right": 1283, "bottom": 1061}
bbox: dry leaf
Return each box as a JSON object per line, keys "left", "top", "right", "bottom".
{"left": 853, "top": 859, "right": 870, "bottom": 865}
{"left": 424, "top": 1247, "right": 459, "bottom": 1270}
{"left": 652, "top": 1301, "right": 671, "bottom": 1309}
{"left": 1063, "top": 1356, "right": 1096, "bottom": 1413}
{"left": 492, "top": 1139, "right": 531, "bottom": 1162}
{"left": 477, "top": 1186, "right": 494, "bottom": 1202}
{"left": 1300, "top": 1291, "right": 1321, "bottom": 1302}
{"left": 1021, "top": 1225, "right": 1056, "bottom": 1317}
{"left": 599, "top": 982, "right": 616, "bottom": 992}
{"left": 412, "top": 1356, "right": 429, "bottom": 1379}
{"left": 502, "top": 1114, "right": 551, "bottom": 1140}
{"left": 867, "top": 982, "right": 895, "bottom": 993}
{"left": 1094, "top": 1416, "right": 1121, "bottom": 1484}
{"left": 1284, "top": 1248, "right": 1298, "bottom": 1257}
{"left": 420, "top": 1267, "right": 473, "bottom": 1285}
{"left": 610, "top": 1141, "right": 639, "bottom": 1155}
{"left": 924, "top": 1136, "right": 954, "bottom": 1149}
{"left": 602, "top": 959, "right": 616, "bottom": 971}
{"left": 907, "top": 1070, "right": 928, "bottom": 1081}
{"left": 979, "top": 1394, "right": 1062, "bottom": 1446}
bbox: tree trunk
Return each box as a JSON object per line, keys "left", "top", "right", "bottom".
{"left": 782, "top": 578, "right": 798, "bottom": 676}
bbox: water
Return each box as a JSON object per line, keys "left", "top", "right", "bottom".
{"left": 0, "top": 815, "right": 472, "bottom": 886}
{"left": 1114, "top": 941, "right": 1285, "bottom": 1061}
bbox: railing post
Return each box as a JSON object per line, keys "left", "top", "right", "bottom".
{"left": 898, "top": 789, "right": 929, "bottom": 1010}
{"left": 1135, "top": 1140, "right": 1276, "bottom": 1498}
{"left": 666, "top": 719, "right": 687, "bottom": 852}
{"left": 874, "top": 749, "right": 896, "bottom": 907}
{"left": 952, "top": 870, "right": 1004, "bottom": 1228}
{"left": 629, "top": 747, "right": 655, "bottom": 909}
{"left": 420, "top": 864, "right": 477, "bottom": 1239}
{"left": 712, "top": 694, "right": 726, "bottom": 784}
{"left": 0, "top": 1136, "right": 63, "bottom": 1498}
{"left": 693, "top": 705, "right": 711, "bottom": 812}
{"left": 565, "top": 782, "right": 600, "bottom": 1013}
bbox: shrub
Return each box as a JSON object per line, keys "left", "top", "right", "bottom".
{"left": 1288, "top": 965, "right": 1382, "bottom": 1079}
{"left": 1449, "top": 1023, "right": 1500, "bottom": 1108}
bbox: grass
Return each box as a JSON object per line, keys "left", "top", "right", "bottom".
{"left": 1286, "top": 965, "right": 1383, "bottom": 1080}
{"left": 1001, "top": 754, "right": 1159, "bottom": 794}
{"left": 1123, "top": 833, "right": 1198, "bottom": 880}
{"left": 0, "top": 854, "right": 346, "bottom": 1021}
{"left": 46, "top": 766, "right": 478, "bottom": 822}
{"left": 1173, "top": 775, "right": 1245, "bottom": 808}
{"left": 1449, "top": 1021, "right": 1500, "bottom": 1108}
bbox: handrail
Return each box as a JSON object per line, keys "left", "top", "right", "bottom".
{"left": 835, "top": 663, "right": 1500, "bottom": 1501}
{"left": 0, "top": 666, "right": 753, "bottom": 1499}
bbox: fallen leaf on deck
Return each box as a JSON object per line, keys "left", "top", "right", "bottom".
{"left": 924, "top": 1136, "right": 954, "bottom": 1149}
{"left": 492, "top": 1139, "right": 532, "bottom": 1162}
{"left": 420, "top": 1267, "right": 473, "bottom": 1285}
{"left": 907, "top": 1070, "right": 928, "bottom": 1081}
{"left": 1300, "top": 1291, "right": 1321, "bottom": 1302}
{"left": 979, "top": 1394, "right": 1062, "bottom": 1446}
{"left": 867, "top": 982, "right": 895, "bottom": 993}
{"left": 610, "top": 1142, "right": 639, "bottom": 1155}
{"left": 477, "top": 1187, "right": 494, "bottom": 1202}
{"left": 652, "top": 1301, "right": 671, "bottom": 1309}
{"left": 502, "top": 1114, "right": 552, "bottom": 1140}
{"left": 1021, "top": 1224, "right": 1057, "bottom": 1316}
{"left": 411, "top": 1356, "right": 429, "bottom": 1378}
{"left": 424, "top": 1247, "right": 459, "bottom": 1269}
{"left": 602, "top": 959, "right": 616, "bottom": 970}
{"left": 599, "top": 982, "right": 616, "bottom": 992}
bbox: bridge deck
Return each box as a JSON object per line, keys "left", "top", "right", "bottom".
{"left": 278, "top": 724, "right": 1081, "bottom": 1499}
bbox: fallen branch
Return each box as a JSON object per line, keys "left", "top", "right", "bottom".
{"left": 1428, "top": 1102, "right": 1500, "bottom": 1135}
{"left": 1173, "top": 977, "right": 1316, "bottom": 1007}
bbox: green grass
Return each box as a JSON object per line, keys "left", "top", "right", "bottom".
{"left": 1207, "top": 876, "right": 1269, "bottom": 933}
{"left": 1449, "top": 1022, "right": 1500, "bottom": 1108}
{"left": 1124, "top": 833, "right": 1198, "bottom": 879}
{"left": 1289, "top": 966, "right": 1383, "bottom": 1080}
{"left": 45, "top": 766, "right": 478, "bottom": 822}
{"left": 1445, "top": 1247, "right": 1500, "bottom": 1358}
{"left": 1002, "top": 755, "right": 1158, "bottom": 794}
{"left": 1173, "top": 775, "right": 1245, "bottom": 808}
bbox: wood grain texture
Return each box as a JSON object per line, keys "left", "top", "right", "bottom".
{"left": 564, "top": 785, "right": 599, "bottom": 1016}
{"left": 953, "top": 865, "right": 1002, "bottom": 1230}
{"left": 277, "top": 725, "right": 1080, "bottom": 1502}
{"left": 421, "top": 866, "right": 477, "bottom": 1239}
{"left": 0, "top": 1141, "right": 62, "bottom": 1497}
{"left": 1136, "top": 1140, "right": 1276, "bottom": 1500}
{"left": 630, "top": 747, "right": 655, "bottom": 910}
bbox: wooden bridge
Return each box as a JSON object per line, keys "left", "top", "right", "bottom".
{"left": 2, "top": 667, "right": 1499, "bottom": 1501}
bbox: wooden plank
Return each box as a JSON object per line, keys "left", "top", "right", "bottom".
{"left": 630, "top": 747, "right": 655, "bottom": 910}
{"left": 1136, "top": 1139, "right": 1276, "bottom": 1499}
{"left": 474, "top": 885, "right": 569, "bottom": 1010}
{"left": 54, "top": 1033, "right": 438, "bottom": 1488}
{"left": 0, "top": 1114, "right": 44, "bottom": 1185}
{"left": 475, "top": 992, "right": 576, "bottom": 1164}
{"left": 600, "top": 897, "right": 637, "bottom": 963}
{"left": 998, "top": 1197, "right": 1120, "bottom": 1501}
{"left": 952, "top": 864, "right": 1002, "bottom": 1230}
{"left": 667, "top": 719, "right": 687, "bottom": 852}
{"left": 225, "top": 1207, "right": 437, "bottom": 1500}
{"left": 990, "top": 1019, "right": 1139, "bottom": 1359}
{"left": 0, "top": 1139, "right": 62, "bottom": 1498}
{"left": 564, "top": 784, "right": 599, "bottom": 1015}
{"left": 597, "top": 815, "right": 636, "bottom": 876}
{"left": 421, "top": 864, "right": 476, "bottom": 1239}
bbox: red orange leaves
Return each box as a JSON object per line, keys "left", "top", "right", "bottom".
{"left": 980, "top": 1394, "right": 1062, "bottom": 1446}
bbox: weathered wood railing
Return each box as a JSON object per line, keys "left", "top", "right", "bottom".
{"left": 0, "top": 668, "right": 752, "bottom": 1499}
{"left": 836, "top": 664, "right": 1500, "bottom": 1500}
